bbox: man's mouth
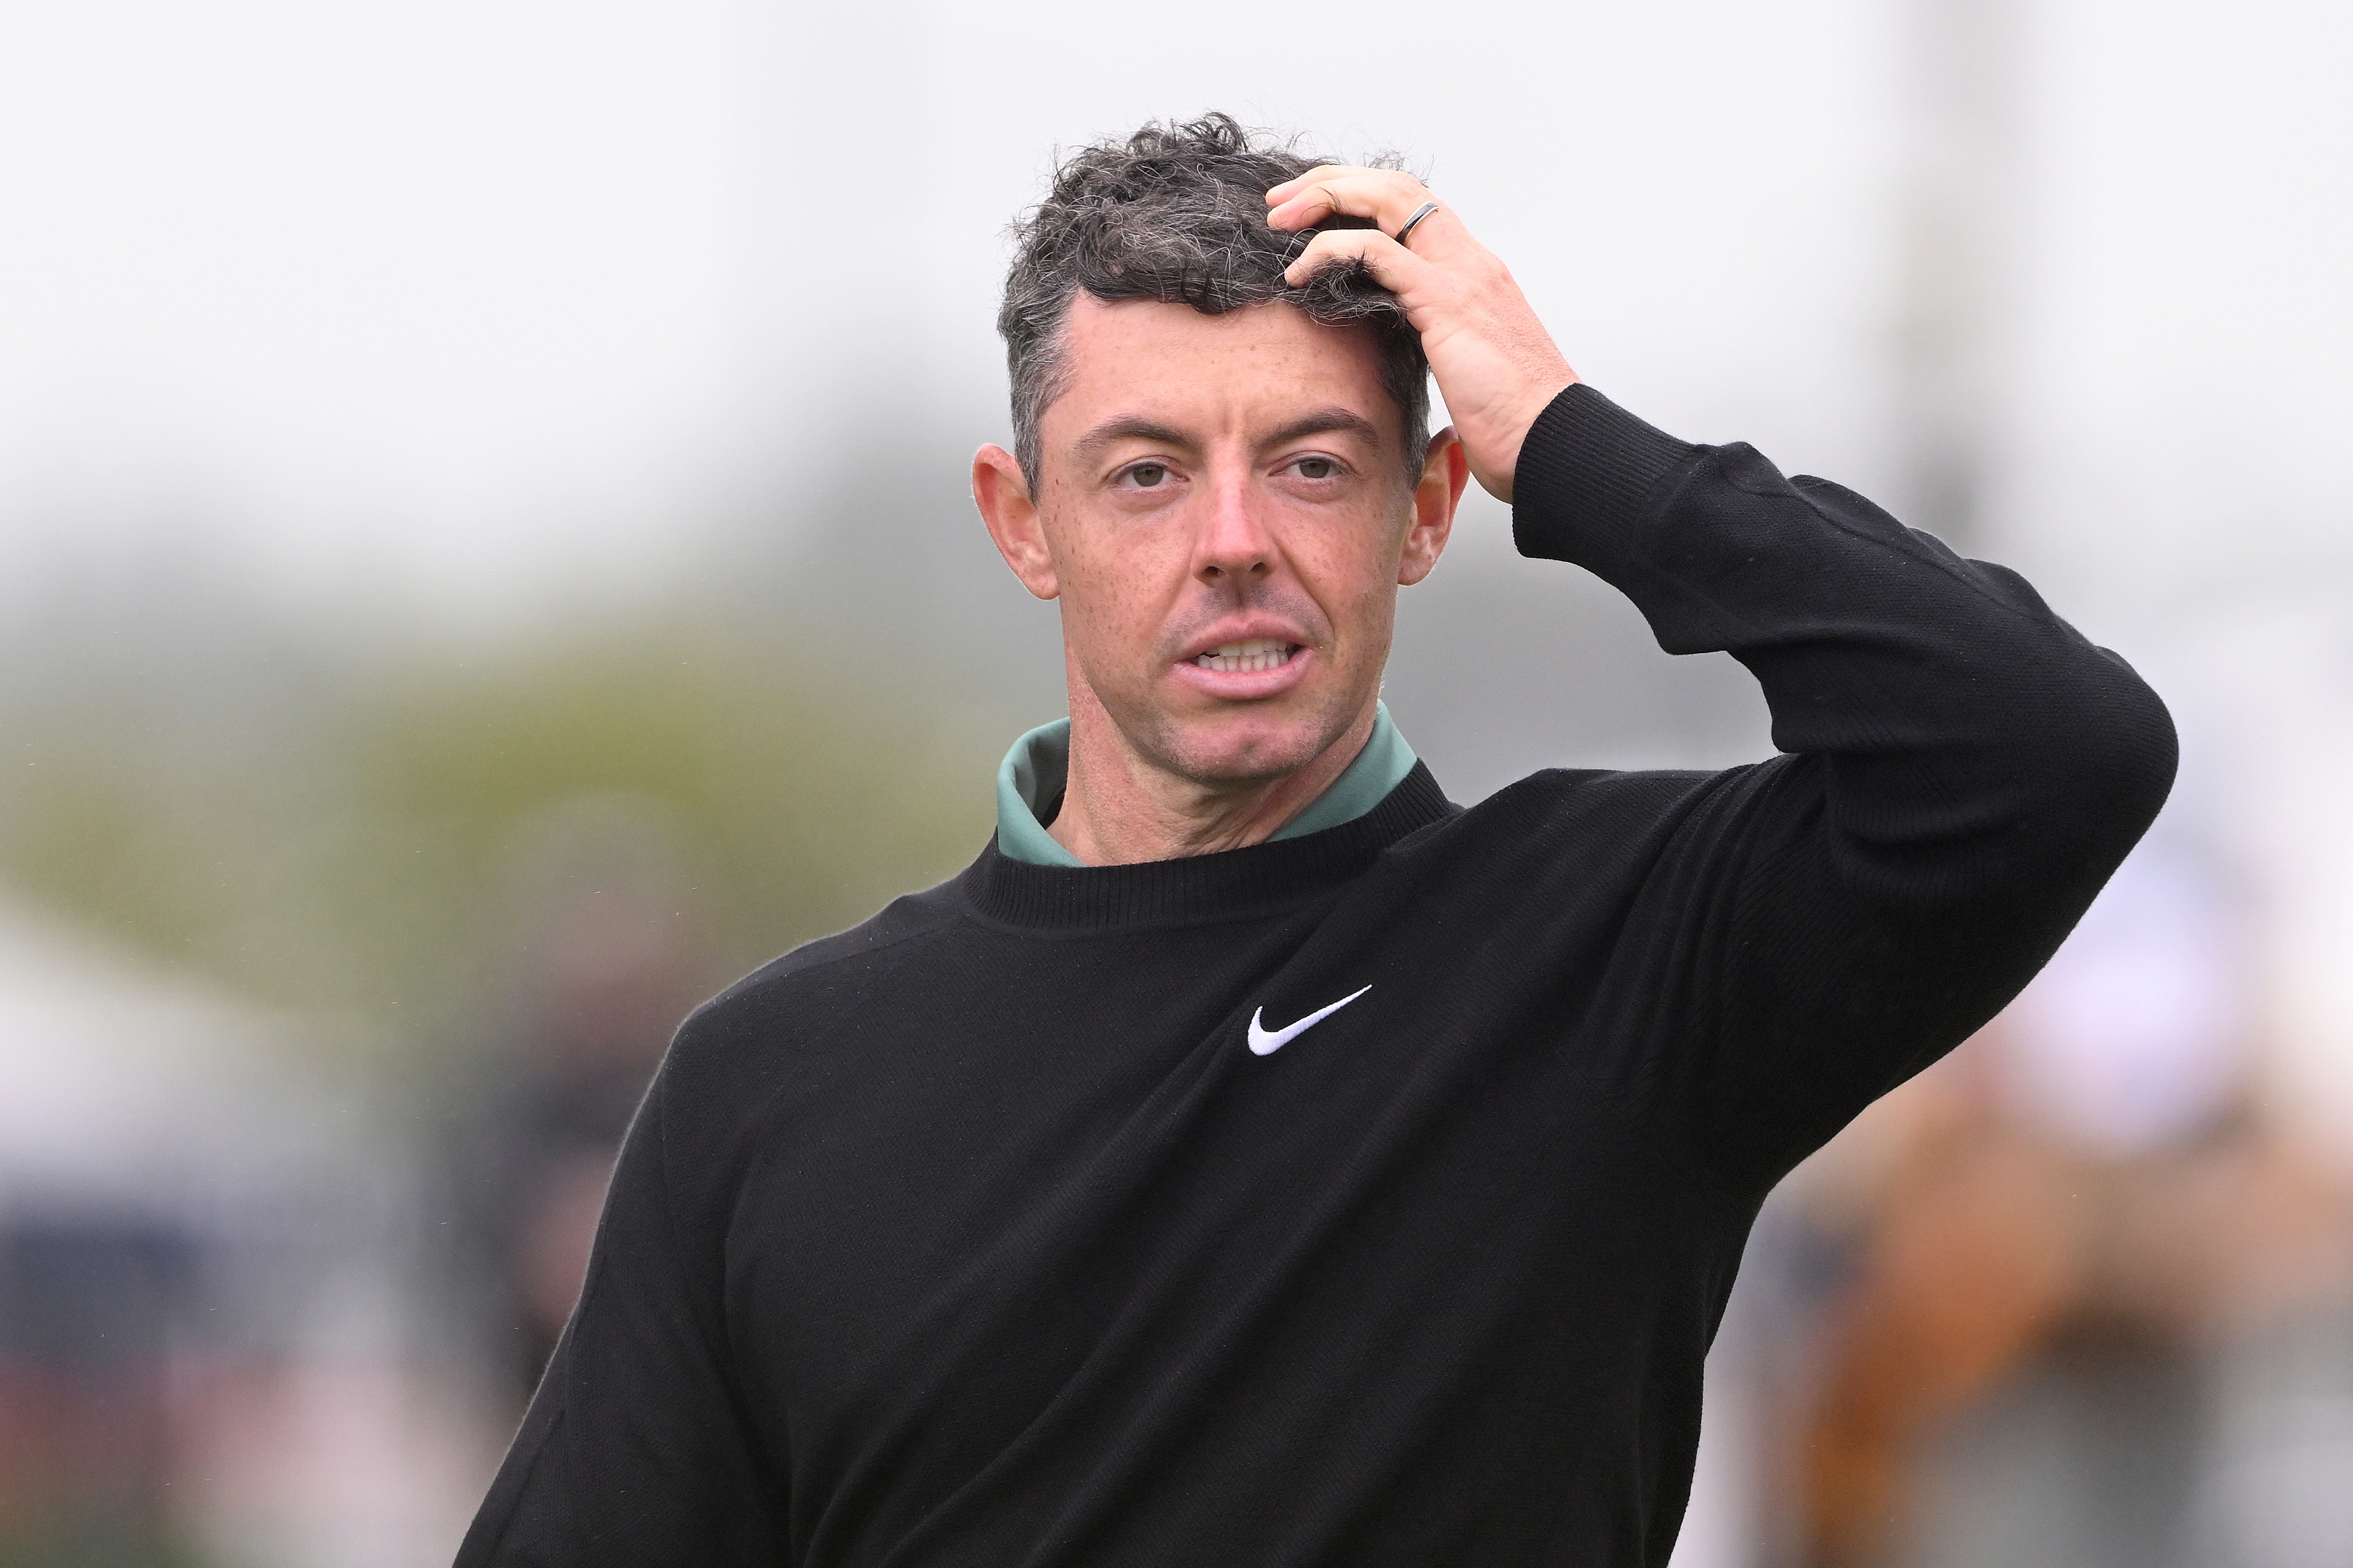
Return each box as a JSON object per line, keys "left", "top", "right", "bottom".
{"left": 1193, "top": 639, "right": 1301, "bottom": 674}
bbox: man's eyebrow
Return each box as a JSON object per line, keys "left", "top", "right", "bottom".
{"left": 1262, "top": 408, "right": 1386, "bottom": 450}
{"left": 1071, "top": 417, "right": 1195, "bottom": 464}
{"left": 1070, "top": 408, "right": 1387, "bottom": 466}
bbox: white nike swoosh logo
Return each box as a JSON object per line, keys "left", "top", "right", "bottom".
{"left": 1247, "top": 985, "right": 1372, "bottom": 1056}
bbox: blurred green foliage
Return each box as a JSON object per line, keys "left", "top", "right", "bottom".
{"left": 0, "top": 1525, "right": 216, "bottom": 1568}
{"left": 0, "top": 606, "right": 1005, "bottom": 1074}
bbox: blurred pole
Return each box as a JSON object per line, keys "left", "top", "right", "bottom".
{"left": 1891, "top": 0, "right": 2023, "bottom": 547}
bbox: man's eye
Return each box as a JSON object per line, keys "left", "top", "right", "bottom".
{"left": 1294, "top": 457, "right": 1337, "bottom": 480}
{"left": 1128, "top": 463, "right": 1168, "bottom": 488}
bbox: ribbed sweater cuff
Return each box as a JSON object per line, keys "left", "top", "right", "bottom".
{"left": 1509, "top": 383, "right": 1705, "bottom": 567}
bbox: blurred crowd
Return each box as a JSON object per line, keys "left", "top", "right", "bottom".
{"left": 0, "top": 616, "right": 996, "bottom": 1565}
{"left": 1752, "top": 838, "right": 2353, "bottom": 1568}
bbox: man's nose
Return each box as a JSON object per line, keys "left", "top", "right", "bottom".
{"left": 1190, "top": 474, "right": 1277, "bottom": 588}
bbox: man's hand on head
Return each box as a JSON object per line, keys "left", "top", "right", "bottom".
{"left": 1267, "top": 169, "right": 1577, "bottom": 504}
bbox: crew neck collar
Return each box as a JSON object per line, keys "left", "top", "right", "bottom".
{"left": 966, "top": 760, "right": 1454, "bottom": 930}
{"left": 994, "top": 701, "right": 1420, "bottom": 868}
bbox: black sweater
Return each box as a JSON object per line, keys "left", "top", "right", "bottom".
{"left": 457, "top": 385, "right": 2175, "bottom": 1567}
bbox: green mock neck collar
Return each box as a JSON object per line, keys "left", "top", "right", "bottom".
{"left": 994, "top": 702, "right": 1419, "bottom": 868}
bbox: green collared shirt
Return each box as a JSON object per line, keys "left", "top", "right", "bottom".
{"left": 994, "top": 701, "right": 1419, "bottom": 867}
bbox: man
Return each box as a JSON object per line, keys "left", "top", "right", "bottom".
{"left": 457, "top": 115, "right": 2174, "bottom": 1566}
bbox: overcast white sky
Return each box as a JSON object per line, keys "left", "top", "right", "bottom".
{"left": 0, "top": 0, "right": 2344, "bottom": 623}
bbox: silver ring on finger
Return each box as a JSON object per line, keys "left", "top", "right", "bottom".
{"left": 1393, "top": 200, "right": 1440, "bottom": 248}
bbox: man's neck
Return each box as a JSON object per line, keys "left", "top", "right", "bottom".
{"left": 1048, "top": 699, "right": 1379, "bottom": 867}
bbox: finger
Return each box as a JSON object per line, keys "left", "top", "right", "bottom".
{"left": 1265, "top": 169, "right": 1433, "bottom": 234}
{"left": 1270, "top": 161, "right": 1392, "bottom": 200}
{"left": 1264, "top": 164, "right": 1395, "bottom": 202}
{"left": 1266, "top": 169, "right": 1430, "bottom": 231}
{"left": 1279, "top": 225, "right": 1437, "bottom": 296}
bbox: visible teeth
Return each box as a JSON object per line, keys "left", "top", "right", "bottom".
{"left": 1196, "top": 639, "right": 1298, "bottom": 674}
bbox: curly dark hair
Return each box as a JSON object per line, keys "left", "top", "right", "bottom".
{"left": 999, "top": 113, "right": 1431, "bottom": 488}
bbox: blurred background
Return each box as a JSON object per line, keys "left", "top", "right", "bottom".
{"left": 1, "top": 0, "right": 2347, "bottom": 1562}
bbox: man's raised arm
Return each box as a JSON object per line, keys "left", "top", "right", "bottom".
{"left": 1274, "top": 170, "right": 2178, "bottom": 1187}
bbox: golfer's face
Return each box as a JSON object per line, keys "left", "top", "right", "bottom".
{"left": 1032, "top": 296, "right": 1425, "bottom": 784}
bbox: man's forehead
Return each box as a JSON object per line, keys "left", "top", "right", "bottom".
{"left": 1050, "top": 295, "right": 1392, "bottom": 439}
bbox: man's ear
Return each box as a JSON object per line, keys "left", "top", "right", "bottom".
{"left": 1398, "top": 427, "right": 1470, "bottom": 587}
{"left": 973, "top": 444, "right": 1059, "bottom": 601}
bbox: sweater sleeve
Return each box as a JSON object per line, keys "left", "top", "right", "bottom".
{"left": 454, "top": 1012, "right": 789, "bottom": 1567}
{"left": 1511, "top": 384, "right": 2177, "bottom": 1189}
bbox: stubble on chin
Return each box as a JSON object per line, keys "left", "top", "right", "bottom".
{"left": 1075, "top": 580, "right": 1383, "bottom": 791}
{"left": 1146, "top": 695, "right": 1354, "bottom": 787}
{"left": 1099, "top": 666, "right": 1366, "bottom": 794}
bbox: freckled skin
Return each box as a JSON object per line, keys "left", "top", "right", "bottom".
{"left": 974, "top": 297, "right": 1468, "bottom": 865}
